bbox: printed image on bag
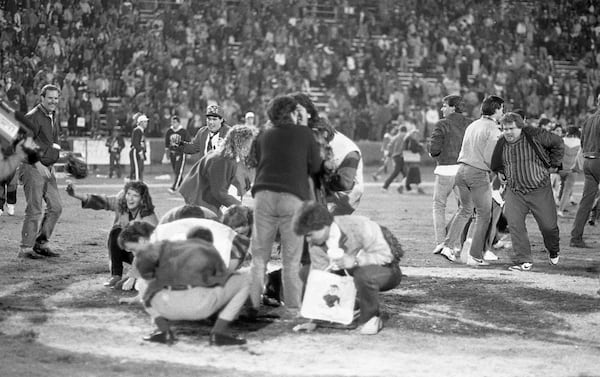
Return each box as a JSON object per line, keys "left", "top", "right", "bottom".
{"left": 300, "top": 269, "right": 357, "bottom": 325}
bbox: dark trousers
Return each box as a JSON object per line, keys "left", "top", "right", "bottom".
{"left": 107, "top": 227, "right": 134, "bottom": 277}
{"left": 571, "top": 159, "right": 600, "bottom": 241}
{"left": 382, "top": 155, "right": 404, "bottom": 189}
{"left": 0, "top": 170, "right": 17, "bottom": 206}
{"left": 129, "top": 149, "right": 144, "bottom": 181}
{"left": 504, "top": 184, "right": 560, "bottom": 263}
{"left": 108, "top": 152, "right": 121, "bottom": 178}
{"left": 352, "top": 264, "right": 402, "bottom": 324}
{"left": 170, "top": 152, "right": 186, "bottom": 190}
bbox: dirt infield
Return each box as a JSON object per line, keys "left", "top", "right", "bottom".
{"left": 1, "top": 172, "right": 599, "bottom": 377}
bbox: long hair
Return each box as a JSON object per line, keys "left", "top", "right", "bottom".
{"left": 218, "top": 124, "right": 256, "bottom": 160}
{"left": 117, "top": 181, "right": 155, "bottom": 217}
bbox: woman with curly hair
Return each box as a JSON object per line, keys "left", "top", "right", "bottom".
{"left": 66, "top": 180, "right": 158, "bottom": 287}
{"left": 178, "top": 125, "right": 256, "bottom": 215}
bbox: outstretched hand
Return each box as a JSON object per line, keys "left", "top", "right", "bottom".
{"left": 65, "top": 180, "right": 75, "bottom": 196}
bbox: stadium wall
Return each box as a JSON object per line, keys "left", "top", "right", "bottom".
{"left": 67, "top": 138, "right": 434, "bottom": 167}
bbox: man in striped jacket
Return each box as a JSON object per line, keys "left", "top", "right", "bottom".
{"left": 490, "top": 112, "right": 564, "bottom": 271}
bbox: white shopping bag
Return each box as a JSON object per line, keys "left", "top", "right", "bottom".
{"left": 300, "top": 269, "right": 357, "bottom": 325}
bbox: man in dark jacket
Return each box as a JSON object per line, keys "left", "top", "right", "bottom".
{"left": 105, "top": 127, "right": 125, "bottom": 178}
{"left": 249, "top": 95, "right": 323, "bottom": 316}
{"left": 181, "top": 104, "right": 230, "bottom": 159}
{"left": 19, "top": 84, "right": 62, "bottom": 259}
{"left": 129, "top": 114, "right": 147, "bottom": 181}
{"left": 570, "top": 94, "right": 600, "bottom": 248}
{"left": 428, "top": 95, "right": 471, "bottom": 254}
{"left": 490, "top": 112, "right": 563, "bottom": 271}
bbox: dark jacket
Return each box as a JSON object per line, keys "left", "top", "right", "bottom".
{"left": 24, "top": 104, "right": 61, "bottom": 166}
{"left": 490, "top": 126, "right": 564, "bottom": 173}
{"left": 580, "top": 109, "right": 600, "bottom": 157}
{"left": 251, "top": 121, "right": 323, "bottom": 200}
{"left": 105, "top": 135, "right": 125, "bottom": 154}
{"left": 178, "top": 152, "right": 241, "bottom": 214}
{"left": 130, "top": 126, "right": 146, "bottom": 159}
{"left": 428, "top": 112, "right": 471, "bottom": 165}
{"left": 136, "top": 239, "right": 232, "bottom": 306}
{"left": 182, "top": 124, "right": 230, "bottom": 158}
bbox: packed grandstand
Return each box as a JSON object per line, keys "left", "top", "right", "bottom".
{"left": 0, "top": 0, "right": 598, "bottom": 140}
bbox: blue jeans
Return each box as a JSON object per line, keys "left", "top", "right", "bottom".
{"left": 445, "top": 164, "right": 491, "bottom": 259}
{"left": 19, "top": 163, "right": 63, "bottom": 248}
{"left": 571, "top": 159, "right": 600, "bottom": 241}
{"left": 504, "top": 185, "right": 559, "bottom": 263}
{"left": 250, "top": 190, "right": 304, "bottom": 309}
{"left": 432, "top": 174, "right": 459, "bottom": 246}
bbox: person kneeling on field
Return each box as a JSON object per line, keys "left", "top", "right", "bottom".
{"left": 118, "top": 222, "right": 250, "bottom": 346}
{"left": 66, "top": 180, "right": 158, "bottom": 288}
{"left": 119, "top": 218, "right": 249, "bottom": 346}
{"left": 292, "top": 201, "right": 403, "bottom": 335}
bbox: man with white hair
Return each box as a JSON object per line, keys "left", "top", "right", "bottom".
{"left": 129, "top": 114, "right": 148, "bottom": 181}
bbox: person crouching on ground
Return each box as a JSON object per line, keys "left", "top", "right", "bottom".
{"left": 65, "top": 180, "right": 158, "bottom": 287}
{"left": 292, "top": 201, "right": 403, "bottom": 335}
{"left": 118, "top": 222, "right": 250, "bottom": 346}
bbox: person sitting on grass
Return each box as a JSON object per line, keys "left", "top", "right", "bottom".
{"left": 118, "top": 221, "right": 250, "bottom": 346}
{"left": 292, "top": 201, "right": 403, "bottom": 335}
{"left": 65, "top": 180, "right": 158, "bottom": 288}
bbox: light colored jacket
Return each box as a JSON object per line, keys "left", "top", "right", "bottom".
{"left": 457, "top": 116, "right": 501, "bottom": 171}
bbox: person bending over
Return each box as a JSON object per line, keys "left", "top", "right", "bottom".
{"left": 118, "top": 222, "right": 250, "bottom": 346}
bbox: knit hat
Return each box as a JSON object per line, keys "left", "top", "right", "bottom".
{"left": 206, "top": 104, "right": 224, "bottom": 118}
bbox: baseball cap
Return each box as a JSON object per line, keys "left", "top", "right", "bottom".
{"left": 245, "top": 112, "right": 255, "bottom": 119}
{"left": 137, "top": 114, "right": 149, "bottom": 123}
{"left": 206, "top": 104, "right": 224, "bottom": 118}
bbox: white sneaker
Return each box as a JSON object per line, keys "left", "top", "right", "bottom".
{"left": 359, "top": 316, "right": 383, "bottom": 335}
{"left": 432, "top": 243, "right": 444, "bottom": 254}
{"left": 508, "top": 262, "right": 532, "bottom": 271}
{"left": 493, "top": 235, "right": 512, "bottom": 249}
{"left": 549, "top": 254, "right": 560, "bottom": 265}
{"left": 466, "top": 255, "right": 490, "bottom": 266}
{"left": 439, "top": 247, "right": 456, "bottom": 262}
{"left": 0, "top": 209, "right": 3, "bottom": 216}
{"left": 6, "top": 204, "right": 14, "bottom": 216}
{"left": 482, "top": 250, "right": 499, "bottom": 261}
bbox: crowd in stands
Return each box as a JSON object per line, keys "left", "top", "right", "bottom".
{"left": 0, "top": 0, "right": 599, "bottom": 141}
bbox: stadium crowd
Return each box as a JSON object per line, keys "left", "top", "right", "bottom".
{"left": 1, "top": 0, "right": 600, "bottom": 140}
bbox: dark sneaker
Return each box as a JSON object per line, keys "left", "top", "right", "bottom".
{"left": 209, "top": 332, "right": 246, "bottom": 346}
{"left": 18, "top": 249, "right": 44, "bottom": 260}
{"left": 143, "top": 330, "right": 176, "bottom": 345}
{"left": 103, "top": 275, "right": 122, "bottom": 287}
{"left": 569, "top": 239, "right": 589, "bottom": 248}
{"left": 33, "top": 243, "right": 60, "bottom": 257}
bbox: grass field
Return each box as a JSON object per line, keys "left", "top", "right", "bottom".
{"left": 0, "top": 167, "right": 599, "bottom": 377}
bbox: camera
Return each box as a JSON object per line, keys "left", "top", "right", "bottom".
{"left": 0, "top": 100, "right": 40, "bottom": 159}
